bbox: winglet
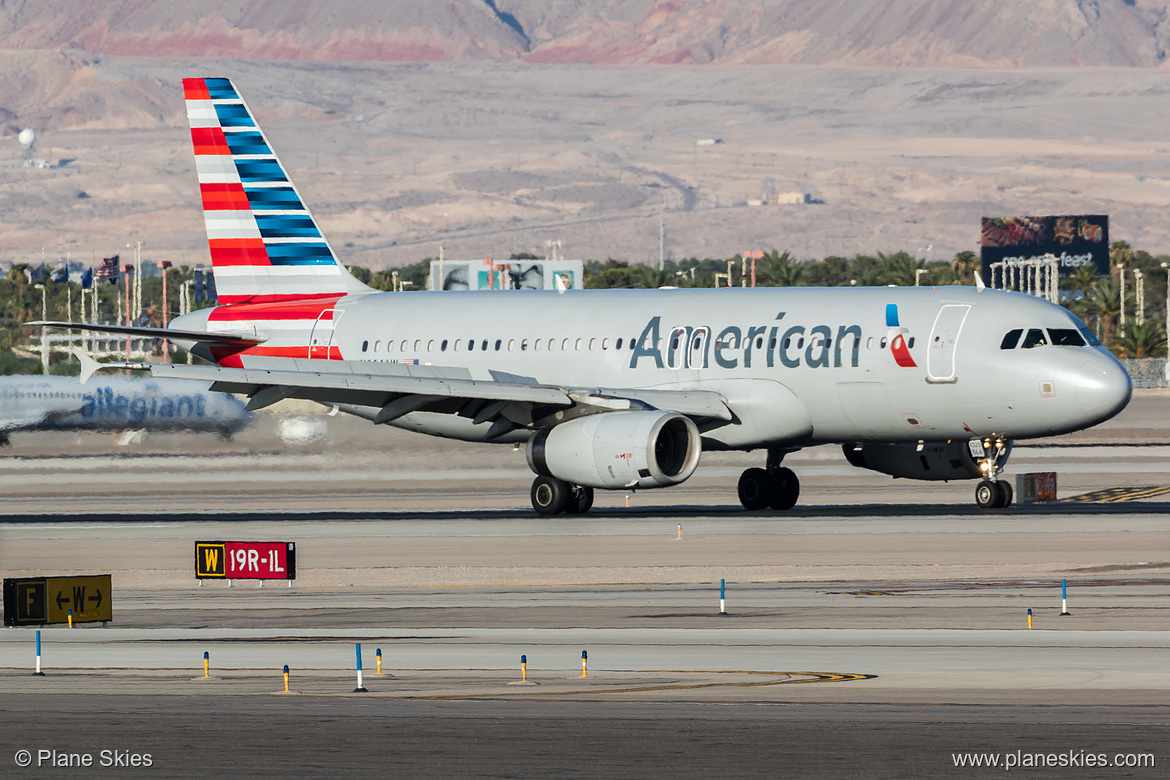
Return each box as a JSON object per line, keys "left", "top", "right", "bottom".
{"left": 975, "top": 271, "right": 986, "bottom": 293}
{"left": 73, "top": 348, "right": 102, "bottom": 384}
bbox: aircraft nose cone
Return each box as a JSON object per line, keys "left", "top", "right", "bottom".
{"left": 1075, "top": 353, "right": 1132, "bottom": 424}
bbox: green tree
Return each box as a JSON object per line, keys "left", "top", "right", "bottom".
{"left": 949, "top": 251, "right": 980, "bottom": 286}
{"left": 1114, "top": 318, "right": 1166, "bottom": 359}
{"left": 876, "top": 251, "right": 923, "bottom": 286}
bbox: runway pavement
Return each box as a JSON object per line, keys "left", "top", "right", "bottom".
{"left": 0, "top": 393, "right": 1167, "bottom": 776}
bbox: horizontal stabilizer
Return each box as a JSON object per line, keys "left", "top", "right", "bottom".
{"left": 29, "top": 321, "right": 265, "bottom": 345}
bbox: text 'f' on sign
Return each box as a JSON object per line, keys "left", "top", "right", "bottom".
{"left": 196, "top": 541, "right": 296, "bottom": 580}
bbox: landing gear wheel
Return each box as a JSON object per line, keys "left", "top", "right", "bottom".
{"left": 768, "top": 467, "right": 800, "bottom": 510}
{"left": 738, "top": 468, "right": 773, "bottom": 510}
{"left": 565, "top": 484, "right": 594, "bottom": 514}
{"left": 996, "top": 481, "right": 1013, "bottom": 509}
{"left": 975, "top": 480, "right": 999, "bottom": 509}
{"left": 531, "top": 476, "right": 569, "bottom": 516}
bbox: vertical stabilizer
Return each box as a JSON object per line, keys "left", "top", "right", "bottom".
{"left": 182, "top": 77, "right": 371, "bottom": 304}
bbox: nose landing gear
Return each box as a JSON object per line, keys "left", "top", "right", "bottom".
{"left": 975, "top": 478, "right": 1013, "bottom": 509}
{"left": 970, "top": 437, "right": 1013, "bottom": 509}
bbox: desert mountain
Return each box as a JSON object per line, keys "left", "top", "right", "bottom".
{"left": 3, "top": 0, "right": 1170, "bottom": 67}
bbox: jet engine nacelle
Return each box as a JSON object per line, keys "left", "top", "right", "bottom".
{"left": 843, "top": 440, "right": 1010, "bottom": 481}
{"left": 527, "top": 410, "right": 702, "bottom": 490}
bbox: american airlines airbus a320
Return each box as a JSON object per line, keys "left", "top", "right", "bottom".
{"left": 42, "top": 78, "right": 1132, "bottom": 514}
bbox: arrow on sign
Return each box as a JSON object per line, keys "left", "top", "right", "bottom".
{"left": 89, "top": 591, "right": 103, "bottom": 608}
{"left": 55, "top": 592, "right": 70, "bottom": 610}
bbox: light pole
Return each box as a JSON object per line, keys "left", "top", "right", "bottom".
{"left": 157, "top": 260, "right": 172, "bottom": 361}
{"left": 915, "top": 268, "right": 928, "bottom": 287}
{"left": 127, "top": 241, "right": 144, "bottom": 325}
{"left": 1133, "top": 269, "right": 1145, "bottom": 325}
{"left": 33, "top": 283, "right": 47, "bottom": 373}
{"left": 1117, "top": 263, "right": 1126, "bottom": 330}
{"left": 1162, "top": 262, "right": 1169, "bottom": 364}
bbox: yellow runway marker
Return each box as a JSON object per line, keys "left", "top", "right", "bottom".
{"left": 1058, "top": 485, "right": 1170, "bottom": 503}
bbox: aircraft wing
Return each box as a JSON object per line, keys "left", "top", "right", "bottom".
{"left": 29, "top": 321, "right": 265, "bottom": 345}
{"left": 0, "top": 406, "right": 84, "bottom": 433}
{"left": 83, "top": 354, "right": 731, "bottom": 437}
{"left": 0, "top": 412, "right": 50, "bottom": 433}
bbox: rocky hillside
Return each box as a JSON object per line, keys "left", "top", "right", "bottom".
{"left": 3, "top": 0, "right": 1170, "bottom": 67}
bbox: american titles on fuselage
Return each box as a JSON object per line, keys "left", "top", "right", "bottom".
{"left": 630, "top": 315, "right": 867, "bottom": 371}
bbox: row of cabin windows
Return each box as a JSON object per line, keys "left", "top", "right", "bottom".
{"left": 359, "top": 333, "right": 913, "bottom": 354}
{"left": 362, "top": 336, "right": 642, "bottom": 354}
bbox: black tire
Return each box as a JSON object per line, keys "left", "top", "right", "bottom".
{"left": 996, "top": 481, "right": 1013, "bottom": 509}
{"left": 738, "top": 468, "right": 773, "bottom": 510}
{"left": 565, "top": 485, "right": 595, "bottom": 514}
{"left": 975, "top": 480, "right": 998, "bottom": 509}
{"left": 531, "top": 476, "right": 569, "bottom": 515}
{"left": 768, "top": 467, "right": 800, "bottom": 510}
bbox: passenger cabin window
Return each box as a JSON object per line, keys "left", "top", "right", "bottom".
{"left": 1000, "top": 329, "right": 1022, "bottom": 350}
{"left": 1021, "top": 328, "right": 1047, "bottom": 349}
{"left": 494, "top": 339, "right": 502, "bottom": 351}
{"left": 362, "top": 340, "right": 368, "bottom": 352}
{"left": 616, "top": 338, "right": 624, "bottom": 349}
{"left": 1048, "top": 328, "right": 1085, "bottom": 347}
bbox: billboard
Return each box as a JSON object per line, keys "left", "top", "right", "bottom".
{"left": 980, "top": 215, "right": 1109, "bottom": 287}
{"left": 430, "top": 259, "right": 583, "bottom": 292}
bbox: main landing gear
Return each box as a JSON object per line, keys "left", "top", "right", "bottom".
{"left": 737, "top": 449, "right": 800, "bottom": 511}
{"left": 530, "top": 476, "right": 594, "bottom": 516}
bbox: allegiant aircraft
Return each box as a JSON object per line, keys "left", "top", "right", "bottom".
{"left": 0, "top": 374, "right": 253, "bottom": 444}
{"left": 40, "top": 78, "right": 1132, "bottom": 513}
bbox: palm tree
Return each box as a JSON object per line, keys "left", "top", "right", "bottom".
{"left": 1114, "top": 318, "right": 1167, "bottom": 359}
{"left": 876, "top": 251, "right": 922, "bottom": 286}
{"left": 637, "top": 265, "right": 677, "bottom": 289}
{"left": 1065, "top": 264, "right": 1098, "bottom": 300}
{"left": 756, "top": 250, "right": 804, "bottom": 287}
{"left": 950, "top": 250, "right": 980, "bottom": 286}
{"left": 1082, "top": 279, "right": 1122, "bottom": 345}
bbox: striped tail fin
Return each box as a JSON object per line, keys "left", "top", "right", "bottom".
{"left": 182, "top": 77, "right": 371, "bottom": 305}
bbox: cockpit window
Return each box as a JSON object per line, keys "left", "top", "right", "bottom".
{"left": 1077, "top": 324, "right": 1100, "bottom": 347}
{"left": 1021, "top": 328, "right": 1047, "bottom": 349}
{"left": 1047, "top": 328, "right": 1085, "bottom": 347}
{"left": 1000, "top": 329, "right": 1022, "bottom": 349}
